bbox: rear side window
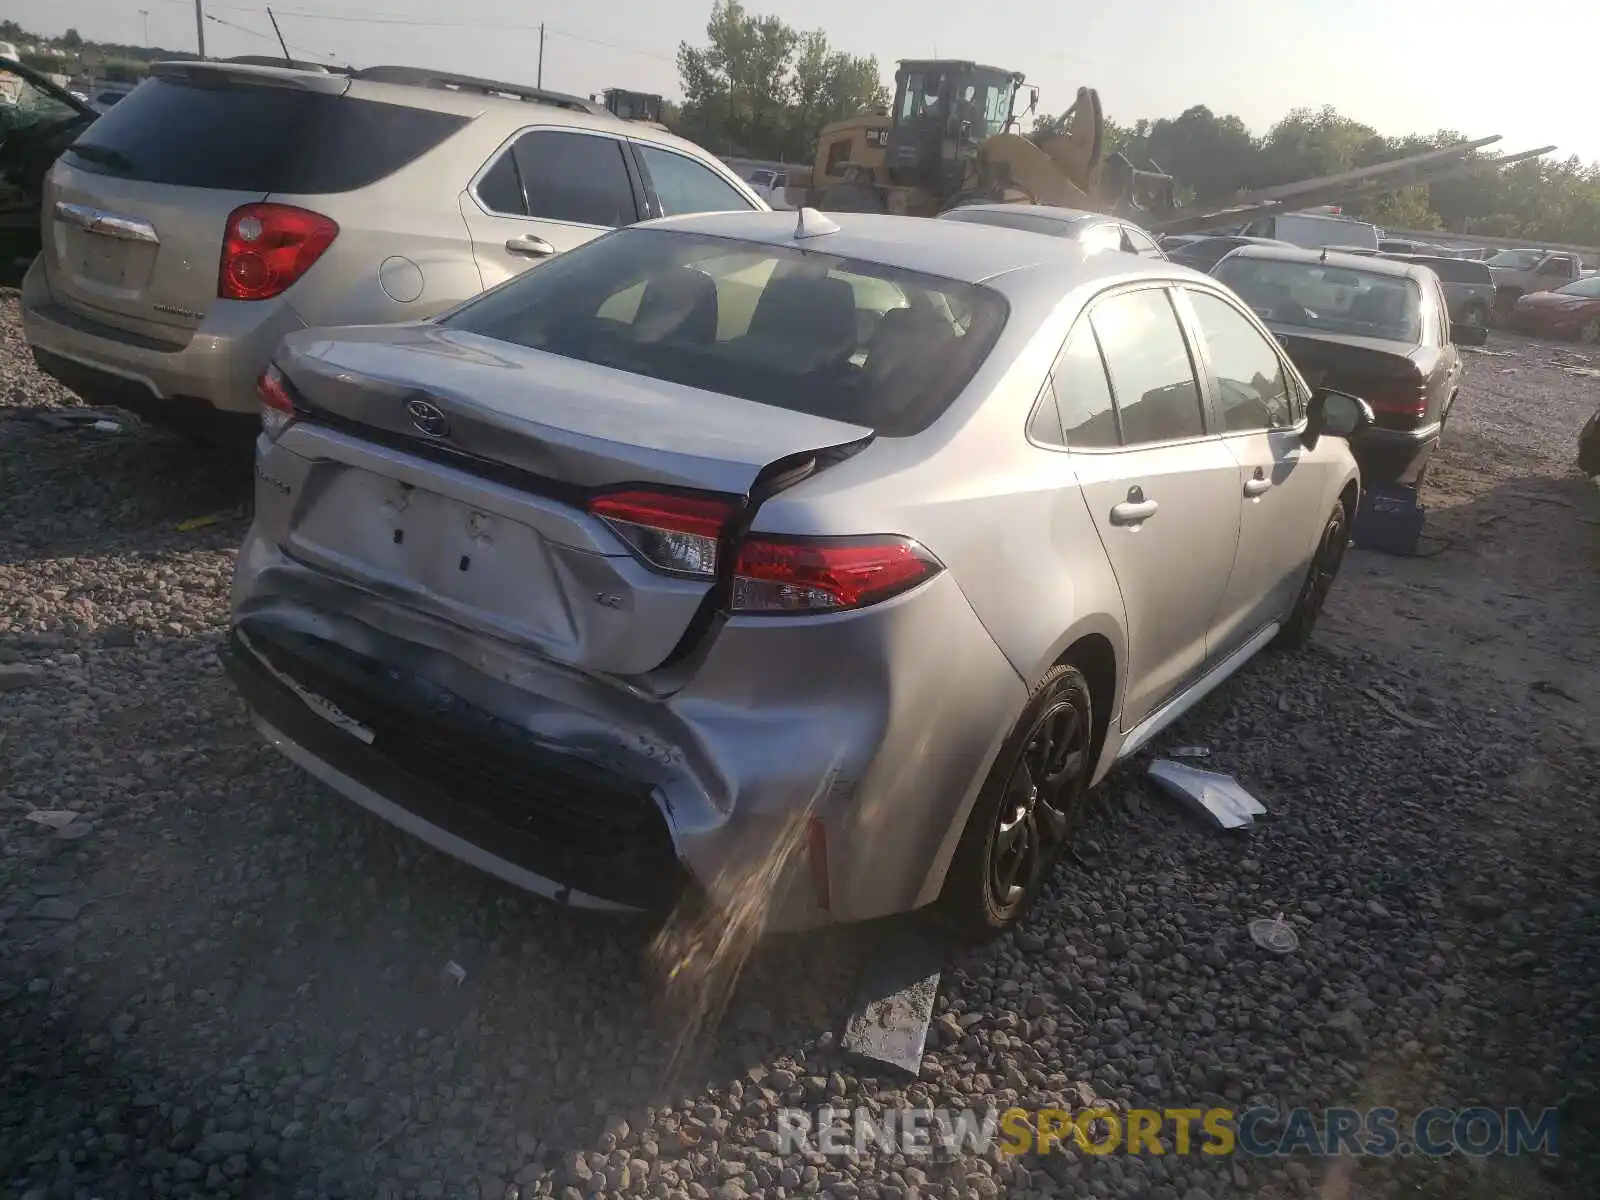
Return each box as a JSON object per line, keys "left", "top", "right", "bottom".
{"left": 1051, "top": 323, "right": 1118, "bottom": 448}
{"left": 442, "top": 227, "right": 1008, "bottom": 437}
{"left": 634, "top": 144, "right": 754, "bottom": 217}
{"left": 510, "top": 130, "right": 638, "bottom": 227}
{"left": 1089, "top": 288, "right": 1205, "bottom": 444}
{"left": 63, "top": 78, "right": 467, "bottom": 193}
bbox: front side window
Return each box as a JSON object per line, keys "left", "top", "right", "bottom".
{"left": 1539, "top": 256, "right": 1574, "bottom": 276}
{"left": 1090, "top": 288, "right": 1205, "bottom": 445}
{"left": 509, "top": 130, "right": 637, "bottom": 227}
{"left": 1121, "top": 226, "right": 1165, "bottom": 258}
{"left": 635, "top": 144, "right": 754, "bottom": 217}
{"left": 1187, "top": 290, "right": 1295, "bottom": 432}
{"left": 1079, "top": 223, "right": 1122, "bottom": 255}
{"left": 443, "top": 227, "right": 1008, "bottom": 437}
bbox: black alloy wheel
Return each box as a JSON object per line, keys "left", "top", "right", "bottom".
{"left": 940, "top": 664, "right": 1095, "bottom": 938}
{"left": 1276, "top": 501, "right": 1350, "bottom": 649}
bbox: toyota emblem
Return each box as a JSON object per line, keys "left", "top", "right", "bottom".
{"left": 406, "top": 398, "right": 450, "bottom": 438}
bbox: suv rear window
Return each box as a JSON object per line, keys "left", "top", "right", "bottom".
{"left": 442, "top": 227, "right": 1009, "bottom": 437}
{"left": 63, "top": 78, "right": 468, "bottom": 193}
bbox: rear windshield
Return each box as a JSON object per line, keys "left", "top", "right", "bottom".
{"left": 939, "top": 207, "right": 1080, "bottom": 238}
{"left": 63, "top": 78, "right": 468, "bottom": 193}
{"left": 1215, "top": 256, "right": 1422, "bottom": 343}
{"left": 1404, "top": 257, "right": 1491, "bottom": 284}
{"left": 442, "top": 227, "right": 1009, "bottom": 437}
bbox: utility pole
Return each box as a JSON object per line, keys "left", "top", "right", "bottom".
{"left": 139, "top": 9, "right": 150, "bottom": 46}
{"left": 537, "top": 23, "right": 544, "bottom": 88}
{"left": 194, "top": 0, "right": 207, "bottom": 59}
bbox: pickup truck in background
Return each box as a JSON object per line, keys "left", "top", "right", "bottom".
{"left": 1484, "top": 248, "right": 1586, "bottom": 320}
{"left": 1392, "top": 254, "right": 1496, "bottom": 329}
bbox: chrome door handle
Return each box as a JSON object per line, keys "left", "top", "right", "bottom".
{"left": 1244, "top": 477, "right": 1272, "bottom": 498}
{"left": 505, "top": 234, "right": 556, "bottom": 258}
{"left": 1110, "top": 499, "right": 1159, "bottom": 526}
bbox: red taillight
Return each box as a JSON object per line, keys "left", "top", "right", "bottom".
{"left": 219, "top": 203, "right": 339, "bottom": 301}
{"left": 731, "top": 534, "right": 942, "bottom": 614}
{"left": 586, "top": 489, "right": 739, "bottom": 578}
{"left": 257, "top": 364, "right": 296, "bottom": 441}
{"left": 1364, "top": 381, "right": 1428, "bottom": 419}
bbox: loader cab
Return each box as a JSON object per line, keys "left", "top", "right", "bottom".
{"left": 886, "top": 60, "right": 1025, "bottom": 192}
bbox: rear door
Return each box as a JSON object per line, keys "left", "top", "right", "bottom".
{"left": 1178, "top": 285, "right": 1325, "bottom": 654}
{"left": 458, "top": 127, "right": 643, "bottom": 290}
{"left": 1063, "top": 284, "right": 1243, "bottom": 728}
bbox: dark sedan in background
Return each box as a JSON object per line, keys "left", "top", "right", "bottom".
{"left": 1511, "top": 275, "right": 1600, "bottom": 343}
{"left": 1212, "top": 245, "right": 1485, "bottom": 486}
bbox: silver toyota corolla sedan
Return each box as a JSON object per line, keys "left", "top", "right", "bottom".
{"left": 226, "top": 208, "right": 1370, "bottom": 938}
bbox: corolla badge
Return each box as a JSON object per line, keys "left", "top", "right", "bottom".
{"left": 405, "top": 398, "right": 451, "bottom": 438}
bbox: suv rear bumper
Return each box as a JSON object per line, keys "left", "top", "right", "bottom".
{"left": 20, "top": 255, "right": 307, "bottom": 425}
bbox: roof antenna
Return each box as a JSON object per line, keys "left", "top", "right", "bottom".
{"left": 267, "top": 7, "right": 293, "bottom": 66}
{"left": 794, "top": 207, "right": 841, "bottom": 240}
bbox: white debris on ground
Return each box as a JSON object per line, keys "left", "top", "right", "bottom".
{"left": 2, "top": 294, "right": 1597, "bottom": 1199}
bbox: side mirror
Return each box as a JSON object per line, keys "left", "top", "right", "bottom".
{"left": 1452, "top": 321, "right": 1488, "bottom": 347}
{"left": 1303, "top": 387, "right": 1373, "bottom": 450}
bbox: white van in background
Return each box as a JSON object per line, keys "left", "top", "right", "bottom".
{"left": 1240, "top": 211, "right": 1381, "bottom": 251}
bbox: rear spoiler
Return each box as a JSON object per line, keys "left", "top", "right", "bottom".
{"left": 150, "top": 60, "right": 351, "bottom": 95}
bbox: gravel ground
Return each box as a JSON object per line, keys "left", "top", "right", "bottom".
{"left": 2, "top": 289, "right": 1597, "bottom": 1200}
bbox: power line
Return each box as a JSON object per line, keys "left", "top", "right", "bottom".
{"left": 176, "top": 3, "right": 675, "bottom": 63}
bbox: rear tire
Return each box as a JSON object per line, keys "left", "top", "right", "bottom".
{"left": 1275, "top": 500, "right": 1351, "bottom": 650}
{"left": 819, "top": 182, "right": 886, "bottom": 213}
{"left": 1579, "top": 316, "right": 1600, "bottom": 345}
{"left": 1461, "top": 301, "right": 1488, "bottom": 330}
{"left": 936, "top": 664, "right": 1096, "bottom": 941}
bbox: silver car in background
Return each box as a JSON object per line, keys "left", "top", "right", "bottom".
{"left": 21, "top": 60, "right": 763, "bottom": 439}
{"left": 226, "top": 210, "right": 1368, "bottom": 937}
{"left": 937, "top": 203, "right": 1168, "bottom": 260}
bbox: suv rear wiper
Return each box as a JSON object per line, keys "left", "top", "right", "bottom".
{"left": 66, "top": 144, "right": 137, "bottom": 174}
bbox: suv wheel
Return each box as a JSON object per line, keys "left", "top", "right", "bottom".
{"left": 1462, "top": 301, "right": 1488, "bottom": 329}
{"left": 1580, "top": 316, "right": 1600, "bottom": 345}
{"left": 938, "top": 664, "right": 1095, "bottom": 939}
{"left": 1275, "top": 500, "right": 1351, "bottom": 650}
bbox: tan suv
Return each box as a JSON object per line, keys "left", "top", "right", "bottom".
{"left": 21, "top": 62, "right": 764, "bottom": 439}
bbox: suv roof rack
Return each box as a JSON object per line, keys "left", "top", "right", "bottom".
{"left": 352, "top": 66, "right": 608, "bottom": 115}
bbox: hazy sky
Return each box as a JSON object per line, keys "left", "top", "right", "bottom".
{"left": 10, "top": 0, "right": 1593, "bottom": 164}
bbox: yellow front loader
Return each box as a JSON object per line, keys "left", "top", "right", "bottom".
{"left": 787, "top": 61, "right": 1174, "bottom": 220}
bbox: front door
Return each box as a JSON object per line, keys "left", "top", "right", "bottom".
{"left": 1062, "top": 285, "right": 1243, "bottom": 728}
{"left": 458, "top": 127, "right": 642, "bottom": 291}
{"left": 1178, "top": 286, "right": 1327, "bottom": 655}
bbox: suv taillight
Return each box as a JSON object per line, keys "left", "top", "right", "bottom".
{"left": 584, "top": 487, "right": 943, "bottom": 614}
{"left": 257, "top": 364, "right": 297, "bottom": 442}
{"left": 219, "top": 203, "right": 339, "bottom": 301}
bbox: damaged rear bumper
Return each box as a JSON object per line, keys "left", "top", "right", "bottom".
{"left": 227, "top": 531, "right": 1027, "bottom": 932}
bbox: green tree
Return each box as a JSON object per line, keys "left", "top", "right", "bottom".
{"left": 60, "top": 28, "right": 83, "bottom": 50}
{"left": 676, "top": 1, "right": 885, "bottom": 160}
